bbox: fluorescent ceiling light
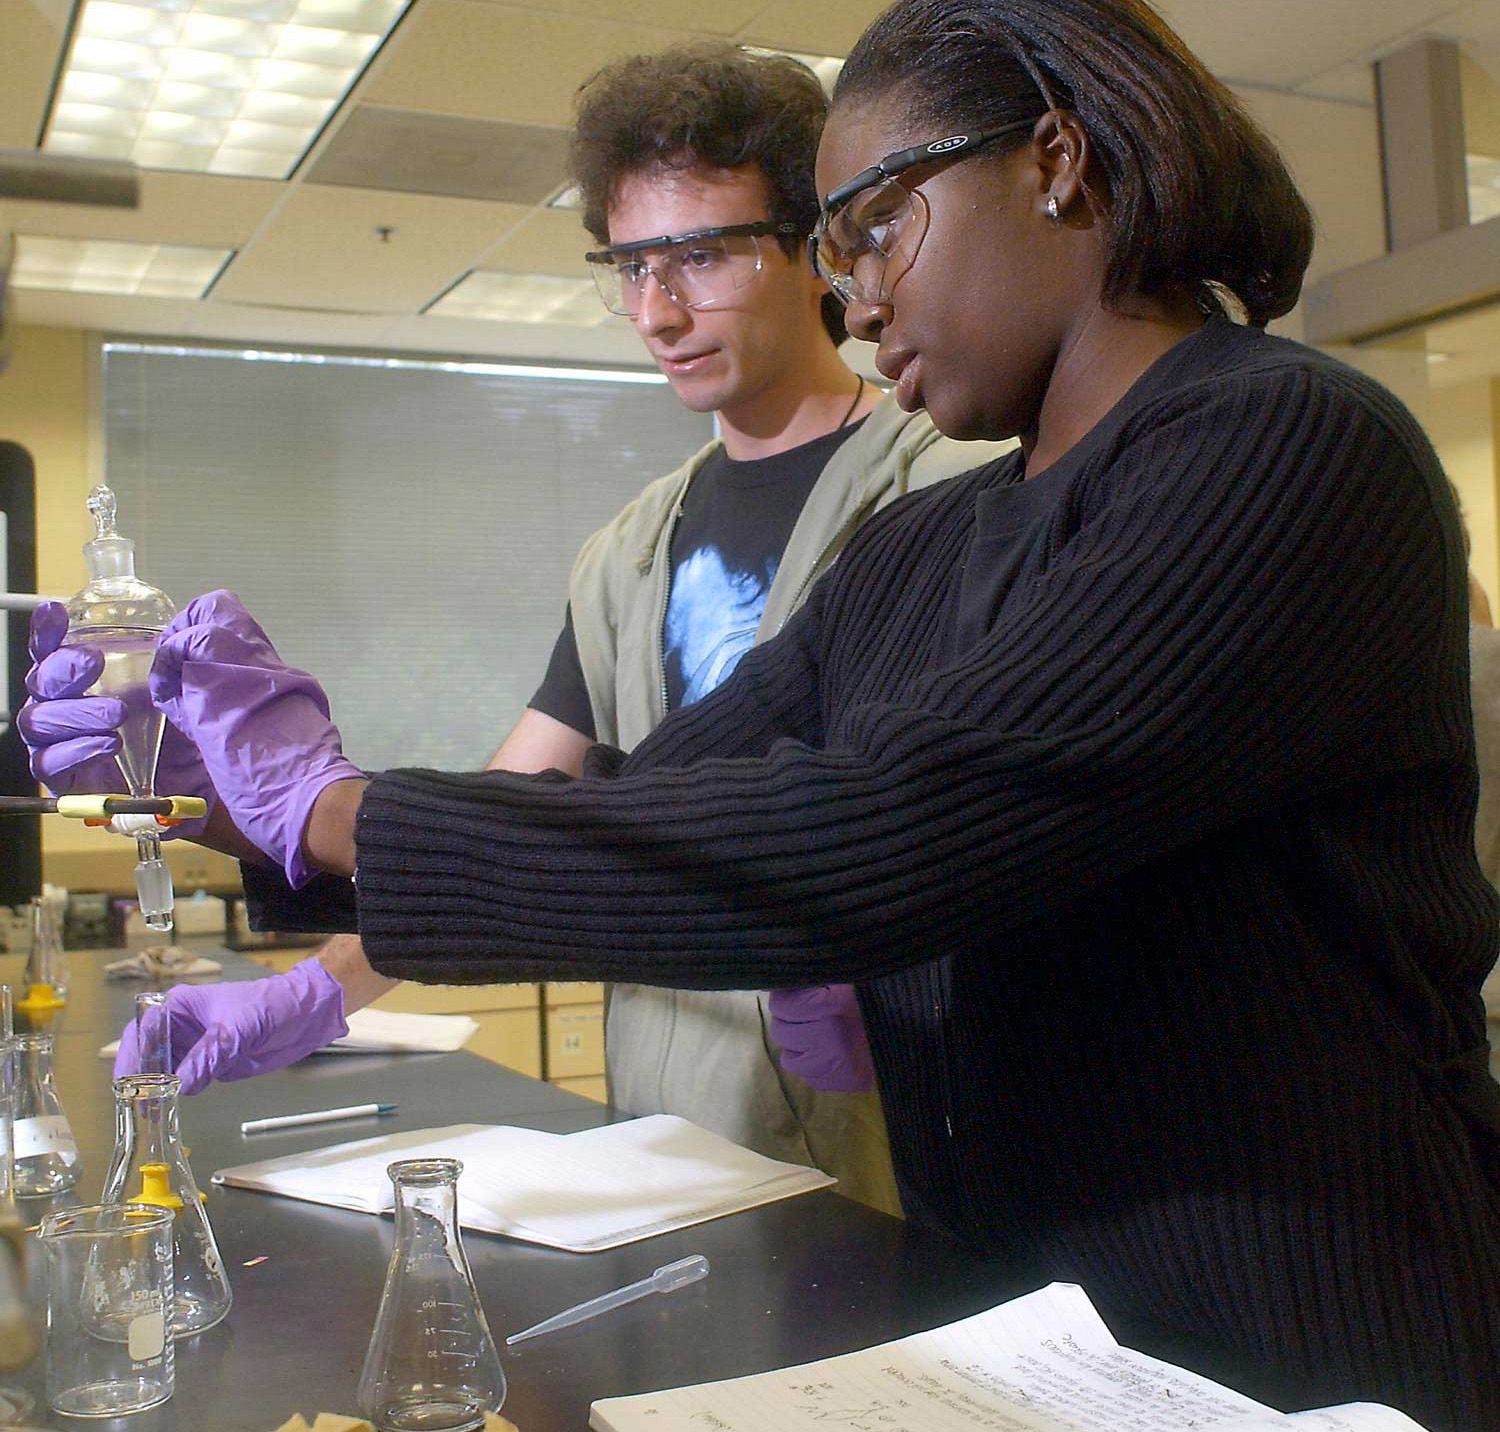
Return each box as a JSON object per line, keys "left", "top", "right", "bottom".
{"left": 427, "top": 270, "right": 610, "bottom": 327}
{"left": 13, "top": 234, "right": 231, "bottom": 297}
{"left": 546, "top": 184, "right": 582, "bottom": 211}
{"left": 44, "top": 0, "right": 412, "bottom": 180}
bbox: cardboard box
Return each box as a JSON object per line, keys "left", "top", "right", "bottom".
{"left": 543, "top": 981, "right": 603, "bottom": 1006}
{"left": 545, "top": 1003, "right": 604, "bottom": 1080}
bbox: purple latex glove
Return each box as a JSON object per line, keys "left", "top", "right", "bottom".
{"left": 768, "top": 984, "right": 875, "bottom": 1094}
{"left": 112, "top": 957, "right": 349, "bottom": 1094}
{"left": 17, "top": 602, "right": 215, "bottom": 839}
{"left": 148, "top": 590, "right": 364, "bottom": 888}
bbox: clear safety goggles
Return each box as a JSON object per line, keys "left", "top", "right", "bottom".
{"left": 809, "top": 121, "right": 1035, "bottom": 306}
{"left": 586, "top": 220, "right": 801, "bottom": 317}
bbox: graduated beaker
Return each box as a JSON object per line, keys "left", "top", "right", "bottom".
{"left": 357, "top": 1158, "right": 506, "bottom": 1431}
{"left": 12, "top": 1033, "right": 79, "bottom": 1197}
{"left": 38, "top": 1203, "right": 174, "bottom": 1417}
{"left": 100, "top": 1075, "right": 231, "bottom": 1337}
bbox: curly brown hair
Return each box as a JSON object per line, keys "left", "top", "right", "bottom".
{"left": 571, "top": 42, "right": 846, "bottom": 344}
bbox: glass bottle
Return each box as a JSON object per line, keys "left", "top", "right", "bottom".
{"left": 11, "top": 1033, "right": 79, "bottom": 1197}
{"left": 62, "top": 483, "right": 178, "bottom": 933}
{"left": 357, "top": 1158, "right": 506, "bottom": 1431}
{"left": 100, "top": 1074, "right": 231, "bottom": 1338}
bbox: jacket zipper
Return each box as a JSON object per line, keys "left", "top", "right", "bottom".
{"left": 656, "top": 498, "right": 684, "bottom": 721}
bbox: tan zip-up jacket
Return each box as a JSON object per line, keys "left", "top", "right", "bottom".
{"left": 567, "top": 397, "right": 1012, "bottom": 1214}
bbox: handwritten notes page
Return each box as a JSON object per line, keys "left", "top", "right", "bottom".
{"left": 588, "top": 1283, "right": 1426, "bottom": 1432}
{"left": 213, "top": 1114, "right": 833, "bottom": 1252}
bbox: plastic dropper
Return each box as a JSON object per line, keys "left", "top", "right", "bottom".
{"left": 505, "top": 1254, "right": 709, "bottom": 1346}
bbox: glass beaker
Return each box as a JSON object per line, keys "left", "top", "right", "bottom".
{"left": 38, "top": 1203, "right": 174, "bottom": 1417}
{"left": 62, "top": 483, "right": 178, "bottom": 933}
{"left": 100, "top": 1075, "right": 231, "bottom": 1338}
{"left": 357, "top": 1158, "right": 506, "bottom": 1431}
{"left": 12, "top": 1033, "right": 79, "bottom": 1197}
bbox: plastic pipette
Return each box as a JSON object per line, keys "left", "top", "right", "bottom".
{"left": 505, "top": 1254, "right": 709, "bottom": 1346}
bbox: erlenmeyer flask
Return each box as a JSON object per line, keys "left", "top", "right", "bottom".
{"left": 100, "top": 1075, "right": 231, "bottom": 1338}
{"left": 357, "top": 1158, "right": 506, "bottom": 1431}
{"left": 62, "top": 483, "right": 178, "bottom": 932}
{"left": 15, "top": 897, "right": 68, "bottom": 1037}
{"left": 11, "top": 1033, "right": 79, "bottom": 1197}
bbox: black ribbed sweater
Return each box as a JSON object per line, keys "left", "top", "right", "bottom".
{"left": 256, "top": 320, "right": 1500, "bottom": 1429}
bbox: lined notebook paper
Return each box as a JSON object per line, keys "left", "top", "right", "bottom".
{"left": 213, "top": 1114, "right": 833, "bottom": 1252}
{"left": 589, "top": 1283, "right": 1427, "bottom": 1432}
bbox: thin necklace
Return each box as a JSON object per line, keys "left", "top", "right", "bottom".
{"left": 838, "top": 375, "right": 866, "bottom": 429}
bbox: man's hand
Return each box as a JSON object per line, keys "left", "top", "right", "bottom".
{"left": 768, "top": 985, "right": 876, "bottom": 1094}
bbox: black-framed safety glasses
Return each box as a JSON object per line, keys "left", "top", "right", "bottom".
{"left": 809, "top": 121, "right": 1037, "bottom": 307}
{"left": 585, "top": 219, "right": 802, "bottom": 317}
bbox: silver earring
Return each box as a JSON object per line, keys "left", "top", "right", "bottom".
{"left": 1046, "top": 196, "right": 1061, "bottom": 223}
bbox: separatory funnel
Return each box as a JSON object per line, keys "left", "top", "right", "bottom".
{"left": 62, "top": 484, "right": 178, "bottom": 932}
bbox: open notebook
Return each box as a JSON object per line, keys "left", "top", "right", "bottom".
{"left": 590, "top": 1282, "right": 1427, "bottom": 1432}
{"left": 213, "top": 1114, "right": 834, "bottom": 1253}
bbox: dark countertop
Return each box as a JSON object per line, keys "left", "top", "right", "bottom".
{"left": 3, "top": 948, "right": 1022, "bottom": 1430}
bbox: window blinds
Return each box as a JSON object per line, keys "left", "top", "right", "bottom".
{"left": 101, "top": 342, "right": 712, "bottom": 773}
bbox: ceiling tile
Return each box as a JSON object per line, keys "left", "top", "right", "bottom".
{"left": 464, "top": 0, "right": 766, "bottom": 34}
{"left": 211, "top": 183, "right": 529, "bottom": 312}
{"left": 1291, "top": 61, "right": 1378, "bottom": 106}
{"left": 1433, "top": 1, "right": 1500, "bottom": 46}
{"left": 475, "top": 205, "right": 594, "bottom": 278}
{"left": 0, "top": 0, "right": 70, "bottom": 147}
{"left": 359, "top": 1, "right": 692, "bottom": 128}
{"left": 1155, "top": 0, "right": 1461, "bottom": 89}
{"left": 738, "top": 0, "right": 887, "bottom": 57}
{"left": 0, "top": 169, "right": 280, "bottom": 245}
{"left": 307, "top": 106, "right": 570, "bottom": 203}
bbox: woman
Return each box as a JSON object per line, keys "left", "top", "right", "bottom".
{"left": 23, "top": 1, "right": 1500, "bottom": 1424}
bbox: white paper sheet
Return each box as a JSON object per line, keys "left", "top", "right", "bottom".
{"left": 314, "top": 1008, "right": 479, "bottom": 1054}
{"left": 212, "top": 1114, "right": 834, "bottom": 1252}
{"left": 588, "top": 1283, "right": 1428, "bottom": 1432}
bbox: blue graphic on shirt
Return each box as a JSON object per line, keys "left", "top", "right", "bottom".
{"left": 665, "top": 547, "right": 776, "bottom": 705}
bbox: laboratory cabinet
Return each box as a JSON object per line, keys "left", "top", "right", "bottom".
{"left": 244, "top": 953, "right": 614, "bottom": 1096}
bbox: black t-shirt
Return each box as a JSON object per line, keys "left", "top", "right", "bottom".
{"left": 531, "top": 420, "right": 864, "bottom": 739}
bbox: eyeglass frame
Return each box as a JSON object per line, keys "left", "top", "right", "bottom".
{"left": 809, "top": 120, "right": 1038, "bottom": 304}
{"left": 585, "top": 219, "right": 803, "bottom": 315}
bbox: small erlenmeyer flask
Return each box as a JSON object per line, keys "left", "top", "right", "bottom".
{"left": 11, "top": 1033, "right": 79, "bottom": 1197}
{"left": 100, "top": 1075, "right": 231, "bottom": 1338}
{"left": 23, "top": 897, "right": 67, "bottom": 1004}
{"left": 357, "top": 1158, "right": 506, "bottom": 1431}
{"left": 62, "top": 483, "right": 178, "bottom": 933}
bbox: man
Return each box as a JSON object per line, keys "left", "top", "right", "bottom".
{"left": 89, "top": 44, "right": 1006, "bottom": 1215}
{"left": 478, "top": 44, "right": 1006, "bottom": 1215}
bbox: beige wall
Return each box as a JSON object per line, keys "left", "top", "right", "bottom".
{"left": 1425, "top": 376, "right": 1500, "bottom": 615}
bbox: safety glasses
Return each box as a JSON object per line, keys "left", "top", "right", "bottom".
{"left": 809, "top": 121, "right": 1036, "bottom": 306}
{"left": 586, "top": 220, "right": 801, "bottom": 317}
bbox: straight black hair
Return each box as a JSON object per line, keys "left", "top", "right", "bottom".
{"left": 833, "top": 0, "right": 1314, "bottom": 327}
